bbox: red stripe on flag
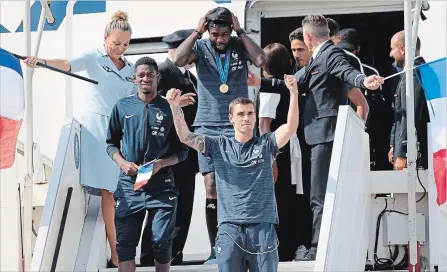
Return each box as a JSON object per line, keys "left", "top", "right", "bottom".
{"left": 434, "top": 149, "right": 447, "bottom": 206}
{"left": 0, "top": 117, "right": 22, "bottom": 169}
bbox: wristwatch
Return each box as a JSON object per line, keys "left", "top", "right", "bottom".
{"left": 236, "top": 28, "right": 246, "bottom": 37}
{"left": 194, "top": 30, "right": 203, "bottom": 39}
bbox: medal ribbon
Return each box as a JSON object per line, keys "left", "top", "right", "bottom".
{"left": 214, "top": 48, "right": 231, "bottom": 85}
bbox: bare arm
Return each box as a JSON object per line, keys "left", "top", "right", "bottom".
{"left": 231, "top": 14, "right": 266, "bottom": 67}
{"left": 173, "top": 12, "right": 211, "bottom": 67}
{"left": 156, "top": 155, "right": 179, "bottom": 169}
{"left": 348, "top": 87, "right": 369, "bottom": 121}
{"left": 239, "top": 34, "right": 266, "bottom": 68}
{"left": 148, "top": 121, "right": 189, "bottom": 176}
{"left": 172, "top": 32, "right": 199, "bottom": 67}
{"left": 24, "top": 50, "right": 97, "bottom": 73}
{"left": 170, "top": 105, "right": 205, "bottom": 153}
{"left": 151, "top": 154, "right": 180, "bottom": 176}
{"left": 259, "top": 118, "right": 273, "bottom": 136}
{"left": 23, "top": 57, "right": 71, "bottom": 72}
{"left": 274, "top": 75, "right": 299, "bottom": 149}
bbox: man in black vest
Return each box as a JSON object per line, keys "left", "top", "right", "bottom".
{"left": 140, "top": 29, "right": 199, "bottom": 266}
{"left": 338, "top": 28, "right": 392, "bottom": 171}
{"left": 297, "top": 14, "right": 383, "bottom": 261}
{"left": 389, "top": 31, "right": 429, "bottom": 170}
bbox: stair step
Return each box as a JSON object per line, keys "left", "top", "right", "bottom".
{"left": 99, "top": 261, "right": 315, "bottom": 272}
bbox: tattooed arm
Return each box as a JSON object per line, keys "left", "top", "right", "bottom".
{"left": 170, "top": 105, "right": 206, "bottom": 153}
{"left": 167, "top": 88, "right": 207, "bottom": 153}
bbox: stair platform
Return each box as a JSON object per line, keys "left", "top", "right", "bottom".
{"left": 99, "top": 261, "right": 315, "bottom": 272}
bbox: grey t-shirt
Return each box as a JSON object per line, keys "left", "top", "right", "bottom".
{"left": 192, "top": 37, "right": 249, "bottom": 127}
{"left": 203, "top": 133, "right": 280, "bottom": 226}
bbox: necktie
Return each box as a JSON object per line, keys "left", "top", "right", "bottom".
{"left": 305, "top": 57, "right": 314, "bottom": 73}
{"left": 309, "top": 57, "right": 314, "bottom": 66}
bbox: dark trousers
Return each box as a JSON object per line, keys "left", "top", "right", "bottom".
{"left": 274, "top": 138, "right": 312, "bottom": 261}
{"left": 140, "top": 158, "right": 197, "bottom": 266}
{"left": 116, "top": 207, "right": 176, "bottom": 264}
{"left": 367, "top": 99, "right": 394, "bottom": 171}
{"left": 298, "top": 138, "right": 313, "bottom": 248}
{"left": 310, "top": 142, "right": 333, "bottom": 249}
{"left": 275, "top": 157, "right": 299, "bottom": 262}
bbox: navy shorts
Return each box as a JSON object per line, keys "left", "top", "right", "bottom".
{"left": 115, "top": 207, "right": 176, "bottom": 264}
{"left": 194, "top": 126, "right": 234, "bottom": 174}
{"left": 216, "top": 222, "right": 279, "bottom": 272}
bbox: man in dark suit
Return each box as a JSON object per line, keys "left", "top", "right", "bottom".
{"left": 140, "top": 29, "right": 199, "bottom": 266}
{"left": 389, "top": 30, "right": 429, "bottom": 170}
{"left": 297, "top": 14, "right": 383, "bottom": 261}
{"left": 248, "top": 15, "right": 383, "bottom": 261}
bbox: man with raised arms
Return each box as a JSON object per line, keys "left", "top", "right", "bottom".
{"left": 165, "top": 74, "right": 299, "bottom": 271}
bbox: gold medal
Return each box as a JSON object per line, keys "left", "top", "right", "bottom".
{"left": 219, "top": 84, "right": 229, "bottom": 93}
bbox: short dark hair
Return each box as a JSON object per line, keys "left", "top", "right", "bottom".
{"left": 302, "top": 14, "right": 330, "bottom": 38}
{"left": 135, "top": 56, "right": 158, "bottom": 72}
{"left": 263, "top": 43, "right": 292, "bottom": 78}
{"left": 229, "top": 97, "right": 254, "bottom": 114}
{"left": 327, "top": 18, "right": 339, "bottom": 37}
{"left": 289, "top": 27, "right": 304, "bottom": 43}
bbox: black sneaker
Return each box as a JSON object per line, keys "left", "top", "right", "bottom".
{"left": 171, "top": 251, "right": 183, "bottom": 266}
{"left": 107, "top": 259, "right": 118, "bottom": 268}
{"left": 293, "top": 245, "right": 309, "bottom": 261}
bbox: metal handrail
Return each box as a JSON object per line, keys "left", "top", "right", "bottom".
{"left": 22, "top": 1, "right": 55, "bottom": 269}
{"left": 16, "top": 140, "right": 53, "bottom": 169}
{"left": 40, "top": 0, "right": 55, "bottom": 25}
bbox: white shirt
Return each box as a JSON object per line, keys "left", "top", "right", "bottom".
{"left": 259, "top": 93, "right": 280, "bottom": 119}
{"left": 312, "top": 40, "right": 330, "bottom": 59}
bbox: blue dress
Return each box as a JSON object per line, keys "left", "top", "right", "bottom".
{"left": 69, "top": 46, "right": 135, "bottom": 195}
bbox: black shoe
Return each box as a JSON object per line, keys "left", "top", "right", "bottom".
{"left": 171, "top": 251, "right": 184, "bottom": 266}
{"left": 107, "top": 259, "right": 118, "bottom": 268}
{"left": 293, "top": 245, "right": 309, "bottom": 261}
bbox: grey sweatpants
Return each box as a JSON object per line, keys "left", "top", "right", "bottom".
{"left": 216, "top": 222, "right": 279, "bottom": 272}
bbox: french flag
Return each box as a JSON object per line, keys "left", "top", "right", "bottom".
{"left": 0, "top": 48, "right": 25, "bottom": 169}
{"left": 418, "top": 57, "right": 447, "bottom": 206}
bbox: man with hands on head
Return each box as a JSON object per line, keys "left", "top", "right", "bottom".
{"left": 106, "top": 57, "right": 189, "bottom": 272}
{"left": 172, "top": 7, "right": 266, "bottom": 263}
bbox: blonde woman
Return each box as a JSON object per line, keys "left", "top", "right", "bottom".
{"left": 25, "top": 11, "right": 135, "bottom": 267}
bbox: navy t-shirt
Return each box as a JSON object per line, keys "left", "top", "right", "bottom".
{"left": 203, "top": 133, "right": 280, "bottom": 226}
{"left": 192, "top": 37, "right": 249, "bottom": 127}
